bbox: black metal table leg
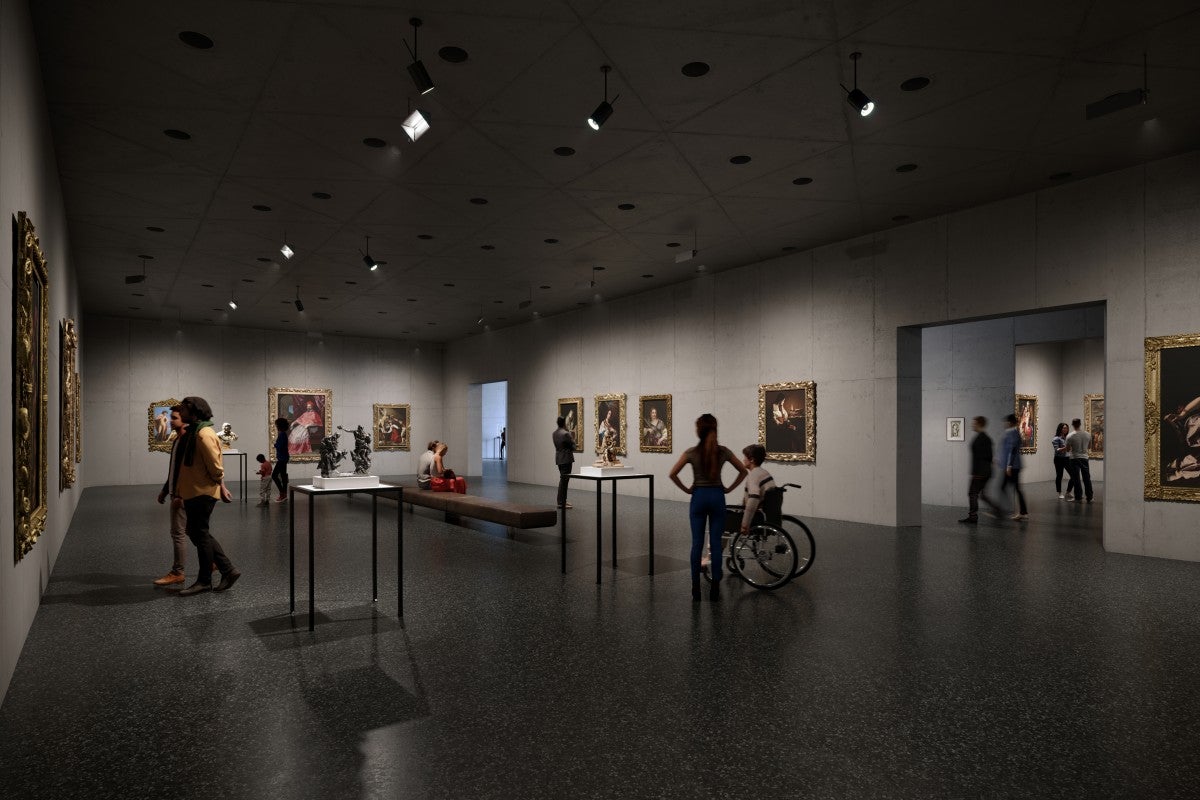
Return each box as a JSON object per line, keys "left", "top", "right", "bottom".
{"left": 308, "top": 494, "right": 315, "bottom": 632}
{"left": 560, "top": 495, "right": 567, "bottom": 574}
{"left": 372, "top": 494, "right": 378, "bottom": 602}
{"left": 289, "top": 486, "right": 295, "bottom": 612}
{"left": 648, "top": 475, "right": 655, "bottom": 576}
{"left": 611, "top": 480, "right": 618, "bottom": 571}
{"left": 396, "top": 487, "right": 404, "bottom": 618}
{"left": 595, "top": 480, "right": 603, "bottom": 585}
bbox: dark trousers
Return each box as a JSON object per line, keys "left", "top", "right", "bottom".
{"left": 1066, "top": 458, "right": 1093, "bottom": 500}
{"left": 1053, "top": 456, "right": 1070, "bottom": 493}
{"left": 183, "top": 496, "right": 235, "bottom": 585}
{"left": 1001, "top": 468, "right": 1027, "bottom": 515}
{"left": 689, "top": 487, "right": 725, "bottom": 582}
{"left": 967, "top": 475, "right": 997, "bottom": 519}
{"left": 556, "top": 463, "right": 571, "bottom": 506}
{"left": 271, "top": 459, "right": 289, "bottom": 495}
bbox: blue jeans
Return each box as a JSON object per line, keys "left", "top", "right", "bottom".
{"left": 689, "top": 486, "right": 725, "bottom": 582}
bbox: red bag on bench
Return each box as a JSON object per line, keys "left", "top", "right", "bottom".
{"left": 452, "top": 476, "right": 467, "bottom": 494}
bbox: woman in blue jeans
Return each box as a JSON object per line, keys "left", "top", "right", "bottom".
{"left": 669, "top": 414, "right": 747, "bottom": 602}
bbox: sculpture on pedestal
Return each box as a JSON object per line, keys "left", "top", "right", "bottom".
{"left": 317, "top": 432, "right": 347, "bottom": 478}
{"left": 337, "top": 425, "right": 372, "bottom": 475}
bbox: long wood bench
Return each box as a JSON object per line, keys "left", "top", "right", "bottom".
{"left": 383, "top": 482, "right": 558, "bottom": 529}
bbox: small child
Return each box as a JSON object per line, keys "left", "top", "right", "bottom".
{"left": 255, "top": 453, "right": 272, "bottom": 507}
{"left": 702, "top": 444, "right": 777, "bottom": 570}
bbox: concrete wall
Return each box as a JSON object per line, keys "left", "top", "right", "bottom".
{"left": 80, "top": 316, "right": 445, "bottom": 488}
{"left": 0, "top": 0, "right": 83, "bottom": 700}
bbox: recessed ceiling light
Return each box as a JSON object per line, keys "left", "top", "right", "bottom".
{"left": 553, "top": 146, "right": 576, "bottom": 157}
{"left": 163, "top": 129, "right": 191, "bottom": 140}
{"left": 666, "top": 242, "right": 680, "bottom": 248}
{"left": 407, "top": 298, "right": 418, "bottom": 302}
{"left": 377, "top": 311, "right": 387, "bottom": 315}
{"left": 480, "top": 244, "right": 495, "bottom": 250}
{"left": 241, "top": 278, "right": 255, "bottom": 283}
{"left": 253, "top": 204, "right": 272, "bottom": 211}
{"left": 363, "top": 137, "right": 387, "bottom": 148}
{"left": 1049, "top": 171, "right": 1073, "bottom": 181}
{"left": 594, "top": 266, "right": 606, "bottom": 271}
{"left": 417, "top": 234, "right": 434, "bottom": 240}
{"left": 895, "top": 163, "right": 918, "bottom": 173}
{"left": 782, "top": 246, "right": 797, "bottom": 252}
{"left": 469, "top": 197, "right": 488, "bottom": 205}
{"left": 178, "top": 31, "right": 214, "bottom": 49}
{"left": 345, "top": 280, "right": 358, "bottom": 285}
{"left": 211, "top": 307, "right": 222, "bottom": 312}
{"left": 439, "top": 45, "right": 469, "bottom": 63}
{"left": 131, "top": 293, "right": 144, "bottom": 297}
{"left": 128, "top": 306, "right": 140, "bottom": 310}
{"left": 892, "top": 214, "right": 911, "bottom": 222}
{"left": 280, "top": 300, "right": 290, "bottom": 304}
{"left": 900, "top": 76, "right": 931, "bottom": 92}
{"left": 729, "top": 155, "right": 751, "bottom": 165}
{"left": 444, "top": 283, "right": 455, "bottom": 287}
{"left": 427, "top": 321, "right": 436, "bottom": 325}
{"left": 280, "top": 319, "right": 290, "bottom": 323}
{"left": 792, "top": 177, "right": 813, "bottom": 185}
{"left": 681, "top": 62, "right": 710, "bottom": 77}
{"left": 540, "top": 285, "right": 551, "bottom": 289}
{"left": 544, "top": 238, "right": 559, "bottom": 244}
{"left": 311, "top": 191, "right": 332, "bottom": 200}
{"left": 138, "top": 254, "right": 154, "bottom": 260}
{"left": 617, "top": 203, "right": 635, "bottom": 210}
{"left": 257, "top": 257, "right": 273, "bottom": 263}
{"left": 201, "top": 283, "right": 214, "bottom": 288}
{"left": 317, "top": 296, "right": 329, "bottom": 300}
{"left": 641, "top": 273, "right": 654, "bottom": 278}
{"left": 493, "top": 300, "right": 503, "bottom": 304}
{"left": 145, "top": 226, "right": 165, "bottom": 232}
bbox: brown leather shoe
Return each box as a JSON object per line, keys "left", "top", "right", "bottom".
{"left": 153, "top": 571, "right": 185, "bottom": 586}
{"left": 177, "top": 581, "right": 212, "bottom": 597}
{"left": 214, "top": 569, "right": 241, "bottom": 592}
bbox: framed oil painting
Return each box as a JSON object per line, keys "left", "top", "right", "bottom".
{"left": 1015, "top": 393, "right": 1038, "bottom": 454}
{"left": 60, "top": 318, "right": 80, "bottom": 489}
{"left": 759, "top": 381, "right": 816, "bottom": 462}
{"left": 269, "top": 387, "right": 334, "bottom": 463}
{"left": 14, "top": 212, "right": 50, "bottom": 561}
{"left": 639, "top": 394, "right": 672, "bottom": 453}
{"left": 373, "top": 403, "right": 411, "bottom": 451}
{"left": 1145, "top": 333, "right": 1200, "bottom": 502}
{"left": 947, "top": 417, "right": 965, "bottom": 442}
{"left": 148, "top": 398, "right": 180, "bottom": 453}
{"left": 1084, "top": 393, "right": 1104, "bottom": 460}
{"left": 594, "top": 393, "right": 627, "bottom": 456}
{"left": 557, "top": 397, "right": 584, "bottom": 452}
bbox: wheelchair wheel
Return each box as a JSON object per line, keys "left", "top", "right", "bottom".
{"left": 777, "top": 515, "right": 815, "bottom": 577}
{"left": 729, "top": 525, "right": 797, "bottom": 590}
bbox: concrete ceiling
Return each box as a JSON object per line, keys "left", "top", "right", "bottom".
{"left": 31, "top": 0, "right": 1200, "bottom": 341}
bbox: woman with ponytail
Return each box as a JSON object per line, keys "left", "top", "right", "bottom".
{"left": 669, "top": 413, "right": 747, "bottom": 602}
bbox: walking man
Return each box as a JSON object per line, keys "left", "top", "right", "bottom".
{"left": 553, "top": 417, "right": 575, "bottom": 510}
{"left": 959, "top": 416, "right": 1001, "bottom": 524}
{"left": 1065, "top": 418, "right": 1094, "bottom": 503}
{"left": 1000, "top": 413, "right": 1028, "bottom": 520}
{"left": 153, "top": 406, "right": 190, "bottom": 585}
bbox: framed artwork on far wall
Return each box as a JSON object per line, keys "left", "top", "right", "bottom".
{"left": 947, "top": 417, "right": 965, "bottom": 442}
{"left": 373, "top": 403, "right": 411, "bottom": 451}
{"left": 1144, "top": 333, "right": 1200, "bottom": 502}
{"left": 269, "top": 387, "right": 333, "bottom": 463}
{"left": 759, "top": 381, "right": 816, "bottom": 462}
{"left": 594, "top": 393, "right": 627, "bottom": 456}
{"left": 557, "top": 397, "right": 584, "bottom": 452}
{"left": 638, "top": 394, "right": 672, "bottom": 453}
{"left": 147, "top": 398, "right": 181, "bottom": 453}
{"left": 1015, "top": 393, "right": 1038, "bottom": 454}
{"left": 14, "top": 211, "right": 50, "bottom": 561}
{"left": 1083, "top": 393, "right": 1104, "bottom": 460}
{"left": 60, "top": 318, "right": 80, "bottom": 489}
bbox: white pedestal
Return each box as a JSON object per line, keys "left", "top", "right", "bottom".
{"left": 579, "top": 465, "right": 637, "bottom": 477}
{"left": 313, "top": 474, "right": 380, "bottom": 490}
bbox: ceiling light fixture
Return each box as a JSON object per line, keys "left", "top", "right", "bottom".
{"left": 294, "top": 285, "right": 304, "bottom": 313}
{"left": 125, "top": 257, "right": 149, "bottom": 285}
{"left": 841, "top": 52, "right": 875, "bottom": 117}
{"left": 402, "top": 108, "right": 431, "bottom": 141}
{"left": 587, "top": 65, "right": 619, "bottom": 131}
{"left": 404, "top": 18, "right": 435, "bottom": 95}
{"left": 228, "top": 291, "right": 238, "bottom": 311}
{"left": 280, "top": 231, "right": 294, "bottom": 260}
{"left": 360, "top": 236, "right": 379, "bottom": 271}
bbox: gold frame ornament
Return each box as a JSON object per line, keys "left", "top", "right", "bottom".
{"left": 759, "top": 381, "right": 816, "bottom": 462}
{"left": 372, "top": 403, "right": 411, "bottom": 451}
{"left": 638, "top": 394, "right": 672, "bottom": 453}
{"left": 1015, "top": 393, "right": 1038, "bottom": 454}
{"left": 269, "top": 387, "right": 334, "bottom": 464}
{"left": 557, "top": 397, "right": 584, "bottom": 452}
{"left": 60, "top": 318, "right": 80, "bottom": 489}
{"left": 14, "top": 212, "right": 50, "bottom": 561}
{"left": 148, "top": 398, "right": 180, "bottom": 453}
{"left": 594, "top": 393, "right": 627, "bottom": 456}
{"left": 1083, "top": 393, "right": 1104, "bottom": 460}
{"left": 1144, "top": 333, "right": 1200, "bottom": 502}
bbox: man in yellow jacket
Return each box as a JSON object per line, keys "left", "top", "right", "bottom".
{"left": 173, "top": 396, "right": 242, "bottom": 596}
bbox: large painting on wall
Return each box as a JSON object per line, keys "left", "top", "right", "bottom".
{"left": 60, "top": 318, "right": 80, "bottom": 489}
{"left": 557, "top": 397, "right": 584, "bottom": 452}
{"left": 594, "top": 393, "right": 627, "bottom": 456}
{"left": 269, "top": 387, "right": 334, "bottom": 463}
{"left": 759, "top": 381, "right": 816, "bottom": 462}
{"left": 14, "top": 212, "right": 49, "bottom": 561}
{"left": 1084, "top": 393, "right": 1104, "bottom": 460}
{"left": 148, "top": 398, "right": 180, "bottom": 453}
{"left": 1015, "top": 393, "right": 1038, "bottom": 454}
{"left": 639, "top": 394, "right": 672, "bottom": 453}
{"left": 1145, "top": 333, "right": 1200, "bottom": 502}
{"left": 373, "top": 403, "right": 411, "bottom": 451}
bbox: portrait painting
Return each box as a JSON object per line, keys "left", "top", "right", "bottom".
{"left": 147, "top": 398, "right": 180, "bottom": 453}
{"left": 947, "top": 417, "right": 965, "bottom": 442}
{"left": 557, "top": 397, "right": 584, "bottom": 452}
{"left": 1015, "top": 393, "right": 1038, "bottom": 454}
{"left": 594, "top": 393, "right": 627, "bottom": 456}
{"left": 759, "top": 381, "right": 816, "bottom": 462}
{"left": 373, "top": 403, "right": 411, "bottom": 451}
{"left": 1145, "top": 334, "right": 1200, "bottom": 501}
{"left": 639, "top": 394, "right": 672, "bottom": 453}
{"left": 14, "top": 212, "right": 50, "bottom": 560}
{"left": 60, "top": 318, "right": 80, "bottom": 489}
{"left": 1084, "top": 394, "right": 1104, "bottom": 460}
{"left": 269, "top": 387, "right": 334, "bottom": 463}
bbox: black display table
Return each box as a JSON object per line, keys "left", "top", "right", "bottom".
{"left": 224, "top": 451, "right": 248, "bottom": 504}
{"left": 561, "top": 472, "right": 654, "bottom": 584}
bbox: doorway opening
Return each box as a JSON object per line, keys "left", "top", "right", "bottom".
{"left": 480, "top": 380, "right": 507, "bottom": 481}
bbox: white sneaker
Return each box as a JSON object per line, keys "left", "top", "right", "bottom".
{"left": 1058, "top": 494, "right": 1065, "bottom": 500}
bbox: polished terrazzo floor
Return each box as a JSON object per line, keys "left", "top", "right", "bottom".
{"left": 1, "top": 471, "right": 1199, "bottom": 799}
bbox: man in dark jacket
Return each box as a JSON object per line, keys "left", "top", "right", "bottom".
{"left": 960, "top": 416, "right": 1000, "bottom": 524}
{"left": 552, "top": 417, "right": 575, "bottom": 509}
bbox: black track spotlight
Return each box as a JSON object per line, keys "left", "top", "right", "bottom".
{"left": 227, "top": 290, "right": 237, "bottom": 311}
{"left": 125, "top": 256, "right": 149, "bottom": 285}
{"left": 360, "top": 236, "right": 379, "bottom": 271}
{"left": 294, "top": 285, "right": 304, "bottom": 313}
{"left": 405, "top": 18, "right": 435, "bottom": 95}
{"left": 280, "top": 231, "right": 294, "bottom": 260}
{"left": 587, "top": 65, "right": 620, "bottom": 131}
{"left": 841, "top": 52, "right": 875, "bottom": 117}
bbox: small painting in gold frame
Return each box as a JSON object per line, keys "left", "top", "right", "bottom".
{"left": 557, "top": 397, "right": 584, "bottom": 452}
{"left": 1083, "top": 393, "right": 1104, "bottom": 460}
{"left": 594, "top": 393, "right": 627, "bottom": 456}
{"left": 759, "top": 381, "right": 816, "bottom": 462}
{"left": 373, "top": 403, "right": 411, "bottom": 451}
{"left": 638, "top": 394, "right": 672, "bottom": 453}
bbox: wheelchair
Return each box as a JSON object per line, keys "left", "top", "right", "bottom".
{"left": 701, "top": 483, "right": 816, "bottom": 590}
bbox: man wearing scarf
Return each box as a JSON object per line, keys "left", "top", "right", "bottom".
{"left": 173, "top": 396, "right": 242, "bottom": 596}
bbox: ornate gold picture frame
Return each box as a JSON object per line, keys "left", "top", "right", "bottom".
{"left": 1145, "top": 333, "right": 1200, "bottom": 502}
{"left": 148, "top": 398, "right": 180, "bottom": 453}
{"left": 557, "top": 397, "right": 584, "bottom": 452}
{"left": 638, "top": 394, "right": 672, "bottom": 453}
{"left": 1083, "top": 393, "right": 1104, "bottom": 460}
{"left": 269, "top": 387, "right": 334, "bottom": 463}
{"left": 60, "top": 318, "right": 80, "bottom": 489}
{"left": 373, "top": 403, "right": 411, "bottom": 451}
{"left": 759, "top": 381, "right": 816, "bottom": 462}
{"left": 14, "top": 212, "right": 50, "bottom": 561}
{"left": 1015, "top": 393, "right": 1038, "bottom": 454}
{"left": 594, "top": 393, "right": 627, "bottom": 456}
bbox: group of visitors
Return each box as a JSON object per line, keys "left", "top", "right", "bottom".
{"left": 1052, "top": 419, "right": 1094, "bottom": 502}
{"left": 417, "top": 440, "right": 451, "bottom": 488}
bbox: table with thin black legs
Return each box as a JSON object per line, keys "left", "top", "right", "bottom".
{"left": 560, "top": 473, "right": 654, "bottom": 584}
{"left": 224, "top": 451, "right": 248, "bottom": 503}
{"left": 288, "top": 483, "right": 403, "bottom": 632}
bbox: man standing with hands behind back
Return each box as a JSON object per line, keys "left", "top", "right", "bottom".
{"left": 553, "top": 416, "right": 575, "bottom": 510}
{"left": 153, "top": 406, "right": 190, "bottom": 585}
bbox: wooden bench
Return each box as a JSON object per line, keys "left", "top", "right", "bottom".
{"left": 384, "top": 482, "right": 558, "bottom": 529}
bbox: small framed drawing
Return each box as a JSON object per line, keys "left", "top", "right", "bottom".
{"left": 373, "top": 403, "right": 411, "bottom": 451}
{"left": 759, "top": 381, "right": 816, "bottom": 462}
{"left": 557, "top": 397, "right": 584, "bottom": 452}
{"left": 946, "top": 417, "right": 965, "bottom": 442}
{"left": 638, "top": 394, "right": 672, "bottom": 453}
{"left": 269, "top": 387, "right": 334, "bottom": 463}
{"left": 594, "top": 393, "right": 627, "bottom": 456}
{"left": 148, "top": 398, "right": 181, "bottom": 453}
{"left": 1015, "top": 393, "right": 1038, "bottom": 454}
{"left": 1083, "top": 394, "right": 1104, "bottom": 460}
{"left": 1145, "top": 333, "right": 1200, "bottom": 502}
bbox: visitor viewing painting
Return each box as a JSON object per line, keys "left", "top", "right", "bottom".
{"left": 557, "top": 397, "right": 584, "bottom": 452}
{"left": 373, "top": 403, "right": 411, "bottom": 451}
{"left": 269, "top": 387, "right": 333, "bottom": 463}
{"left": 759, "top": 381, "right": 816, "bottom": 462}
{"left": 1145, "top": 334, "right": 1200, "bottom": 501}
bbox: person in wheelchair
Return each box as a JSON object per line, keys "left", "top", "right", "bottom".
{"left": 702, "top": 444, "right": 779, "bottom": 569}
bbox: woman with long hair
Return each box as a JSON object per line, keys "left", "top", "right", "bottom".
{"left": 1051, "top": 422, "right": 1070, "bottom": 498}
{"left": 669, "top": 413, "right": 747, "bottom": 602}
